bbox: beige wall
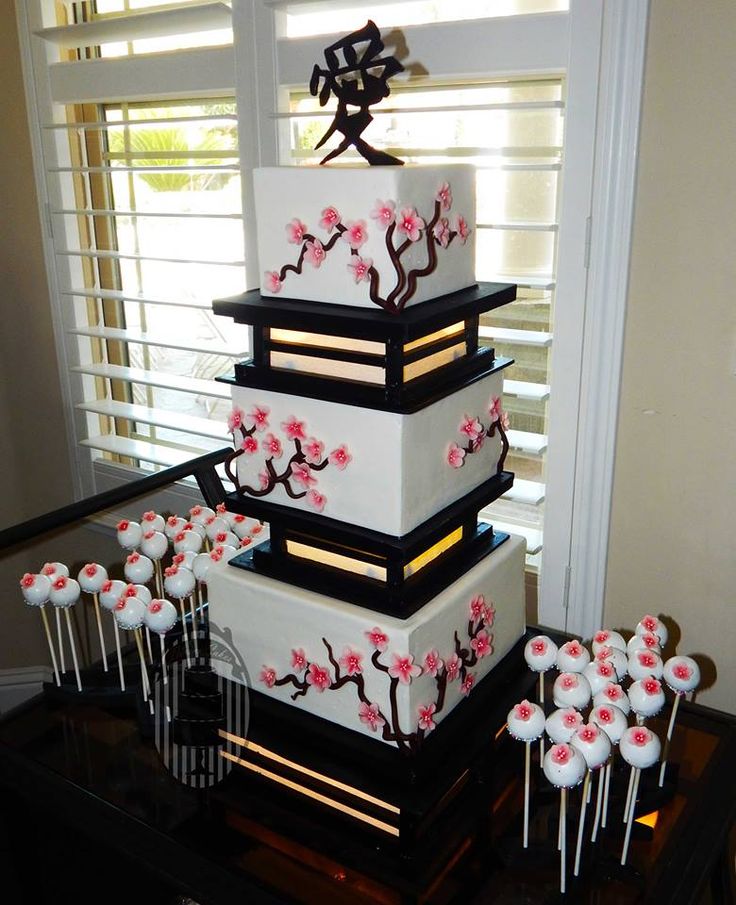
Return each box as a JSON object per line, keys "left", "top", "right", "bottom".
{"left": 604, "top": 0, "right": 736, "bottom": 713}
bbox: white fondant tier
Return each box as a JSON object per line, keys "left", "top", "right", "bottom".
{"left": 254, "top": 165, "right": 476, "bottom": 309}
{"left": 228, "top": 366, "right": 508, "bottom": 535}
{"left": 208, "top": 534, "right": 525, "bottom": 747}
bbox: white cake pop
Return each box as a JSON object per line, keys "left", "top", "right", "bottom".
{"left": 591, "top": 629, "right": 626, "bottom": 655}
{"left": 583, "top": 660, "right": 618, "bottom": 696}
{"left": 124, "top": 552, "right": 154, "bottom": 585}
{"left": 571, "top": 723, "right": 612, "bottom": 770}
{"left": 594, "top": 645, "right": 628, "bottom": 681}
{"left": 215, "top": 503, "right": 238, "bottom": 527}
{"left": 114, "top": 595, "right": 146, "bottom": 631}
{"left": 635, "top": 614, "right": 668, "bottom": 648}
{"left": 129, "top": 583, "right": 152, "bottom": 606}
{"left": 99, "top": 579, "right": 127, "bottom": 611}
{"left": 205, "top": 516, "right": 229, "bottom": 542}
{"left": 524, "top": 634, "right": 558, "bottom": 672}
{"left": 163, "top": 565, "right": 195, "bottom": 599}
{"left": 627, "top": 649, "right": 664, "bottom": 681}
{"left": 140, "top": 530, "right": 168, "bottom": 561}
{"left": 590, "top": 704, "right": 628, "bottom": 745}
{"left": 173, "top": 529, "right": 203, "bottom": 555}
{"left": 141, "top": 510, "right": 166, "bottom": 533}
{"left": 41, "top": 562, "right": 69, "bottom": 579}
{"left": 620, "top": 726, "right": 661, "bottom": 769}
{"left": 211, "top": 529, "right": 239, "bottom": 549}
{"left": 210, "top": 544, "right": 238, "bottom": 562}
{"left": 49, "top": 576, "right": 81, "bottom": 608}
{"left": 627, "top": 631, "right": 661, "bottom": 656}
{"left": 77, "top": 563, "right": 108, "bottom": 594}
{"left": 663, "top": 655, "right": 700, "bottom": 693}
{"left": 182, "top": 521, "right": 206, "bottom": 539}
{"left": 192, "top": 553, "right": 213, "bottom": 584}
{"left": 20, "top": 573, "right": 51, "bottom": 606}
{"left": 545, "top": 708, "right": 584, "bottom": 744}
{"left": 556, "top": 639, "right": 591, "bottom": 674}
{"left": 116, "top": 519, "right": 142, "bottom": 550}
{"left": 230, "top": 514, "right": 253, "bottom": 540}
{"left": 629, "top": 677, "right": 665, "bottom": 719}
{"left": 144, "top": 599, "right": 178, "bottom": 635}
{"left": 188, "top": 505, "right": 215, "bottom": 527}
{"left": 165, "top": 515, "right": 187, "bottom": 539}
{"left": 553, "top": 672, "right": 591, "bottom": 710}
{"left": 593, "top": 683, "right": 631, "bottom": 715}
{"left": 543, "top": 743, "right": 586, "bottom": 789}
{"left": 172, "top": 551, "right": 197, "bottom": 571}
{"left": 507, "top": 700, "right": 546, "bottom": 741}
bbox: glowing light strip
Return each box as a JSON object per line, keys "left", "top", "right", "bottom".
{"left": 404, "top": 342, "right": 467, "bottom": 381}
{"left": 270, "top": 328, "right": 384, "bottom": 355}
{"left": 404, "top": 526, "right": 463, "bottom": 577}
{"left": 403, "top": 322, "right": 464, "bottom": 352}
{"left": 270, "top": 352, "right": 385, "bottom": 385}
{"left": 285, "top": 540, "right": 388, "bottom": 581}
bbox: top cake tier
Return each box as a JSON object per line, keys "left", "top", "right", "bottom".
{"left": 254, "top": 164, "right": 475, "bottom": 312}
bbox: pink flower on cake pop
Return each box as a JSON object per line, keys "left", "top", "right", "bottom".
{"left": 642, "top": 677, "right": 662, "bottom": 696}
{"left": 304, "top": 238, "right": 326, "bottom": 268}
{"left": 302, "top": 437, "right": 324, "bottom": 465}
{"left": 306, "top": 490, "right": 327, "bottom": 512}
{"left": 83, "top": 564, "right": 99, "bottom": 578}
{"left": 319, "top": 205, "right": 341, "bottom": 232}
{"left": 388, "top": 654, "right": 422, "bottom": 685}
{"left": 456, "top": 215, "right": 470, "bottom": 244}
{"left": 435, "top": 182, "right": 452, "bottom": 211}
{"left": 514, "top": 701, "right": 535, "bottom": 721}
{"left": 596, "top": 706, "right": 614, "bottom": 725}
{"left": 20, "top": 573, "right": 35, "bottom": 588}
{"left": 531, "top": 638, "right": 548, "bottom": 656}
{"left": 551, "top": 743, "right": 573, "bottom": 765}
{"left": 594, "top": 631, "right": 611, "bottom": 646}
{"left": 101, "top": 580, "right": 113, "bottom": 594}
{"left": 172, "top": 553, "right": 186, "bottom": 567}
{"left": 342, "top": 220, "right": 368, "bottom": 249}
{"left": 285, "top": 218, "right": 307, "bottom": 244}
{"left": 631, "top": 727, "right": 651, "bottom": 747}
{"left": 227, "top": 407, "right": 245, "bottom": 433}
{"left": 595, "top": 645, "right": 614, "bottom": 662}
{"left": 261, "top": 433, "right": 283, "bottom": 459}
{"left": 117, "top": 520, "right": 130, "bottom": 532}
{"left": 123, "top": 583, "right": 138, "bottom": 596}
{"left": 265, "top": 271, "right": 282, "bottom": 294}
{"left": 339, "top": 648, "right": 363, "bottom": 676}
{"left": 258, "top": 471, "right": 270, "bottom": 490}
{"left": 347, "top": 255, "right": 373, "bottom": 284}
{"left": 245, "top": 405, "right": 270, "bottom": 432}
{"left": 562, "top": 708, "right": 583, "bottom": 729}
{"left": 461, "top": 673, "right": 476, "bottom": 696}
{"left": 359, "top": 702, "right": 385, "bottom": 731}
{"left": 42, "top": 564, "right": 57, "bottom": 576}
{"left": 641, "top": 615, "right": 658, "bottom": 634}
{"left": 560, "top": 673, "right": 579, "bottom": 690}
{"left": 306, "top": 663, "right": 331, "bottom": 692}
{"left": 370, "top": 199, "right": 395, "bottom": 230}
{"left": 418, "top": 703, "right": 437, "bottom": 732}
{"left": 251, "top": 523, "right": 263, "bottom": 535}
{"left": 52, "top": 576, "right": 68, "bottom": 591}
{"left": 259, "top": 667, "right": 276, "bottom": 688}
{"left": 365, "top": 627, "right": 389, "bottom": 651}
{"left": 127, "top": 552, "right": 141, "bottom": 565}
{"left": 291, "top": 462, "right": 316, "bottom": 488}
{"left": 469, "top": 594, "right": 486, "bottom": 628}
{"left": 240, "top": 435, "right": 258, "bottom": 454}
{"left": 562, "top": 640, "right": 585, "bottom": 659}
{"left": 602, "top": 683, "right": 625, "bottom": 703}
{"left": 446, "top": 653, "right": 461, "bottom": 682}
{"left": 637, "top": 651, "right": 658, "bottom": 671}
{"left": 447, "top": 443, "right": 466, "bottom": 469}
{"left": 328, "top": 445, "right": 351, "bottom": 470}
{"left": 396, "top": 208, "right": 425, "bottom": 242}
{"left": 209, "top": 549, "right": 223, "bottom": 563}
{"left": 471, "top": 630, "right": 493, "bottom": 659}
{"left": 433, "top": 217, "right": 450, "bottom": 248}
{"left": 673, "top": 662, "right": 693, "bottom": 682}
{"left": 216, "top": 503, "right": 227, "bottom": 515}
{"left": 290, "top": 649, "right": 307, "bottom": 672}
{"left": 423, "top": 649, "right": 443, "bottom": 677}
{"left": 579, "top": 724, "right": 600, "bottom": 744}
{"left": 189, "top": 506, "right": 203, "bottom": 519}
{"left": 595, "top": 661, "right": 615, "bottom": 680}
{"left": 459, "top": 415, "right": 483, "bottom": 442}
{"left": 240, "top": 537, "right": 251, "bottom": 548}
{"left": 640, "top": 632, "right": 660, "bottom": 650}
{"left": 164, "top": 567, "right": 177, "bottom": 579}
{"left": 143, "top": 511, "right": 158, "bottom": 523}
{"left": 281, "top": 416, "right": 307, "bottom": 441}
{"left": 114, "top": 598, "right": 126, "bottom": 611}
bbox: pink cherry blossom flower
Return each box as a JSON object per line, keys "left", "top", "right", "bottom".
{"left": 595, "top": 645, "right": 613, "bottom": 662}
{"left": 445, "top": 653, "right": 461, "bottom": 682}
{"left": 290, "top": 649, "right": 307, "bottom": 672}
{"left": 388, "top": 653, "right": 422, "bottom": 685}
{"left": 418, "top": 703, "right": 437, "bottom": 732}
{"left": 116, "top": 520, "right": 129, "bottom": 532}
{"left": 41, "top": 564, "right": 57, "bottom": 576}
{"left": 245, "top": 404, "right": 270, "bottom": 432}
{"left": 319, "top": 205, "right": 341, "bottom": 232}
{"left": 603, "top": 683, "right": 624, "bottom": 702}
{"left": 641, "top": 615, "right": 658, "bottom": 633}
{"left": 240, "top": 537, "right": 251, "bottom": 548}
{"left": 596, "top": 706, "right": 614, "bottom": 724}
{"left": 341, "top": 220, "right": 368, "bottom": 249}
{"left": 423, "top": 649, "right": 444, "bottom": 677}
{"left": 306, "top": 490, "right": 327, "bottom": 512}
{"left": 285, "top": 218, "right": 307, "bottom": 244}
{"left": 227, "top": 407, "right": 245, "bottom": 433}
{"left": 123, "top": 583, "right": 138, "bottom": 597}
{"left": 281, "top": 416, "right": 307, "bottom": 441}
{"left": 435, "top": 182, "right": 453, "bottom": 211}
{"left": 52, "top": 576, "right": 68, "bottom": 591}
{"left": 189, "top": 506, "right": 203, "bottom": 519}
{"left": 369, "top": 199, "right": 396, "bottom": 230}
{"left": 456, "top": 215, "right": 470, "bottom": 244}
{"left": 471, "top": 630, "right": 493, "bottom": 659}
{"left": 347, "top": 255, "right": 373, "bottom": 284}
{"left": 673, "top": 662, "right": 692, "bottom": 681}
{"left": 328, "top": 445, "right": 352, "bottom": 470}
{"left": 484, "top": 602, "right": 496, "bottom": 626}
{"left": 251, "top": 523, "right": 263, "bottom": 535}
{"left": 216, "top": 503, "right": 226, "bottom": 514}
{"left": 531, "top": 638, "right": 548, "bottom": 656}
{"left": 365, "top": 627, "right": 389, "bottom": 651}
{"left": 632, "top": 728, "right": 651, "bottom": 747}
{"left": 469, "top": 594, "right": 486, "bottom": 627}
{"left": 563, "top": 709, "right": 582, "bottom": 729}
{"left": 637, "top": 651, "right": 657, "bottom": 669}
{"left": 339, "top": 648, "right": 363, "bottom": 676}
{"left": 261, "top": 433, "right": 283, "bottom": 459}
{"left": 302, "top": 437, "right": 324, "bottom": 464}
{"left": 596, "top": 661, "right": 615, "bottom": 679}
{"left": 306, "top": 663, "right": 331, "bottom": 692}
{"left": 396, "top": 207, "right": 425, "bottom": 242}
{"left": 290, "top": 462, "right": 316, "bottom": 488}
{"left": 259, "top": 666, "right": 276, "bottom": 688}
{"left": 304, "top": 238, "right": 326, "bottom": 268}
{"left": 551, "top": 743, "right": 572, "bottom": 765}
{"left": 258, "top": 471, "right": 270, "bottom": 490}
{"left": 489, "top": 396, "right": 502, "bottom": 422}
{"left": 562, "top": 640, "right": 585, "bottom": 659}
{"left": 83, "top": 564, "right": 98, "bottom": 578}
{"left": 172, "top": 552, "right": 186, "bottom": 566}
{"left": 447, "top": 443, "right": 466, "bottom": 469}
{"left": 433, "top": 217, "right": 450, "bottom": 248}
{"left": 241, "top": 435, "right": 258, "bottom": 454}
{"left": 560, "top": 673, "right": 578, "bottom": 690}
{"left": 641, "top": 632, "right": 660, "bottom": 650}
{"left": 459, "top": 414, "right": 483, "bottom": 442}
{"left": 514, "top": 700, "right": 534, "bottom": 721}
{"left": 358, "top": 702, "right": 385, "bottom": 731}
{"left": 265, "top": 271, "right": 282, "bottom": 294}
{"left": 579, "top": 724, "right": 599, "bottom": 743}
{"left": 127, "top": 552, "right": 140, "bottom": 565}
{"left": 461, "top": 673, "right": 476, "bottom": 696}
{"left": 594, "top": 630, "right": 610, "bottom": 645}
{"left": 642, "top": 678, "right": 662, "bottom": 696}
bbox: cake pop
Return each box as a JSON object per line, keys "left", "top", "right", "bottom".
{"left": 144, "top": 598, "right": 178, "bottom": 722}
{"left": 98, "top": 579, "right": 127, "bottom": 691}
{"left": 42, "top": 562, "right": 69, "bottom": 673}
{"left": 114, "top": 596, "right": 152, "bottom": 712}
{"left": 124, "top": 551, "right": 154, "bottom": 586}
{"left": 116, "top": 519, "right": 142, "bottom": 550}
{"left": 593, "top": 644, "right": 628, "bottom": 681}
{"left": 591, "top": 629, "right": 626, "bottom": 655}
{"left": 210, "top": 544, "right": 238, "bottom": 562}
{"left": 20, "top": 573, "right": 59, "bottom": 686}
{"left": 211, "top": 529, "right": 239, "bottom": 550}
{"left": 590, "top": 703, "right": 628, "bottom": 831}
{"left": 164, "top": 565, "right": 196, "bottom": 665}
{"left": 507, "top": 700, "right": 545, "bottom": 849}
{"left": 593, "top": 682, "right": 631, "bottom": 715}
{"left": 205, "top": 516, "right": 229, "bottom": 542}
{"left": 48, "top": 576, "right": 82, "bottom": 691}
{"left": 545, "top": 708, "right": 583, "bottom": 744}
{"left": 553, "top": 672, "right": 591, "bottom": 710}
{"left": 524, "top": 634, "right": 558, "bottom": 765}
{"left": 629, "top": 676, "right": 665, "bottom": 721}
{"left": 571, "top": 723, "right": 611, "bottom": 876}
{"left": 619, "top": 726, "right": 661, "bottom": 865}
{"left": 140, "top": 529, "right": 168, "bottom": 597}
{"left": 188, "top": 505, "right": 215, "bottom": 527}
{"left": 627, "top": 649, "right": 664, "bottom": 682}
{"left": 172, "top": 551, "right": 197, "bottom": 571}
{"left": 659, "top": 656, "right": 701, "bottom": 787}
{"left": 583, "top": 659, "right": 618, "bottom": 696}
{"left": 183, "top": 520, "right": 206, "bottom": 539}
{"left": 229, "top": 514, "right": 250, "bottom": 540}
{"left": 543, "top": 744, "right": 586, "bottom": 894}
{"left": 141, "top": 510, "right": 166, "bottom": 533}
{"left": 635, "top": 614, "right": 668, "bottom": 648}
{"left": 165, "top": 515, "right": 187, "bottom": 540}
{"left": 173, "top": 530, "right": 203, "bottom": 555}
{"left": 77, "top": 563, "right": 109, "bottom": 672}
{"left": 123, "top": 581, "right": 153, "bottom": 660}
{"left": 556, "top": 639, "right": 590, "bottom": 674}
{"left": 627, "top": 631, "right": 661, "bottom": 657}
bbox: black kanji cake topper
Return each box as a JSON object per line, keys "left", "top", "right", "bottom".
{"left": 309, "top": 20, "right": 404, "bottom": 167}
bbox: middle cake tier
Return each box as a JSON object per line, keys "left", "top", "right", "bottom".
{"left": 225, "top": 360, "right": 512, "bottom": 537}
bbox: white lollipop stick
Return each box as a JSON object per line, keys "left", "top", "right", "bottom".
{"left": 574, "top": 770, "right": 591, "bottom": 876}
{"left": 178, "top": 598, "right": 192, "bottom": 667}
{"left": 623, "top": 767, "right": 635, "bottom": 823}
{"left": 39, "top": 606, "right": 61, "bottom": 686}
{"left": 658, "top": 692, "right": 682, "bottom": 787}
{"left": 539, "top": 674, "right": 545, "bottom": 766}
{"left": 55, "top": 608, "right": 66, "bottom": 673}
{"left": 523, "top": 741, "right": 531, "bottom": 848}
{"left": 621, "top": 768, "right": 641, "bottom": 865}
{"left": 91, "top": 594, "right": 108, "bottom": 672}
{"left": 560, "top": 788, "right": 567, "bottom": 894}
{"left": 145, "top": 626, "right": 154, "bottom": 664}
{"left": 134, "top": 629, "right": 154, "bottom": 714}
{"left": 63, "top": 609, "right": 82, "bottom": 691}
{"left": 602, "top": 761, "right": 612, "bottom": 828}
{"left": 112, "top": 616, "right": 126, "bottom": 691}
{"left": 189, "top": 595, "right": 199, "bottom": 660}
{"left": 590, "top": 767, "right": 604, "bottom": 842}
{"left": 154, "top": 560, "right": 164, "bottom": 600}
{"left": 159, "top": 634, "right": 171, "bottom": 722}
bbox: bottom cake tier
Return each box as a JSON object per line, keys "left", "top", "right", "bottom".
{"left": 207, "top": 532, "right": 525, "bottom": 749}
